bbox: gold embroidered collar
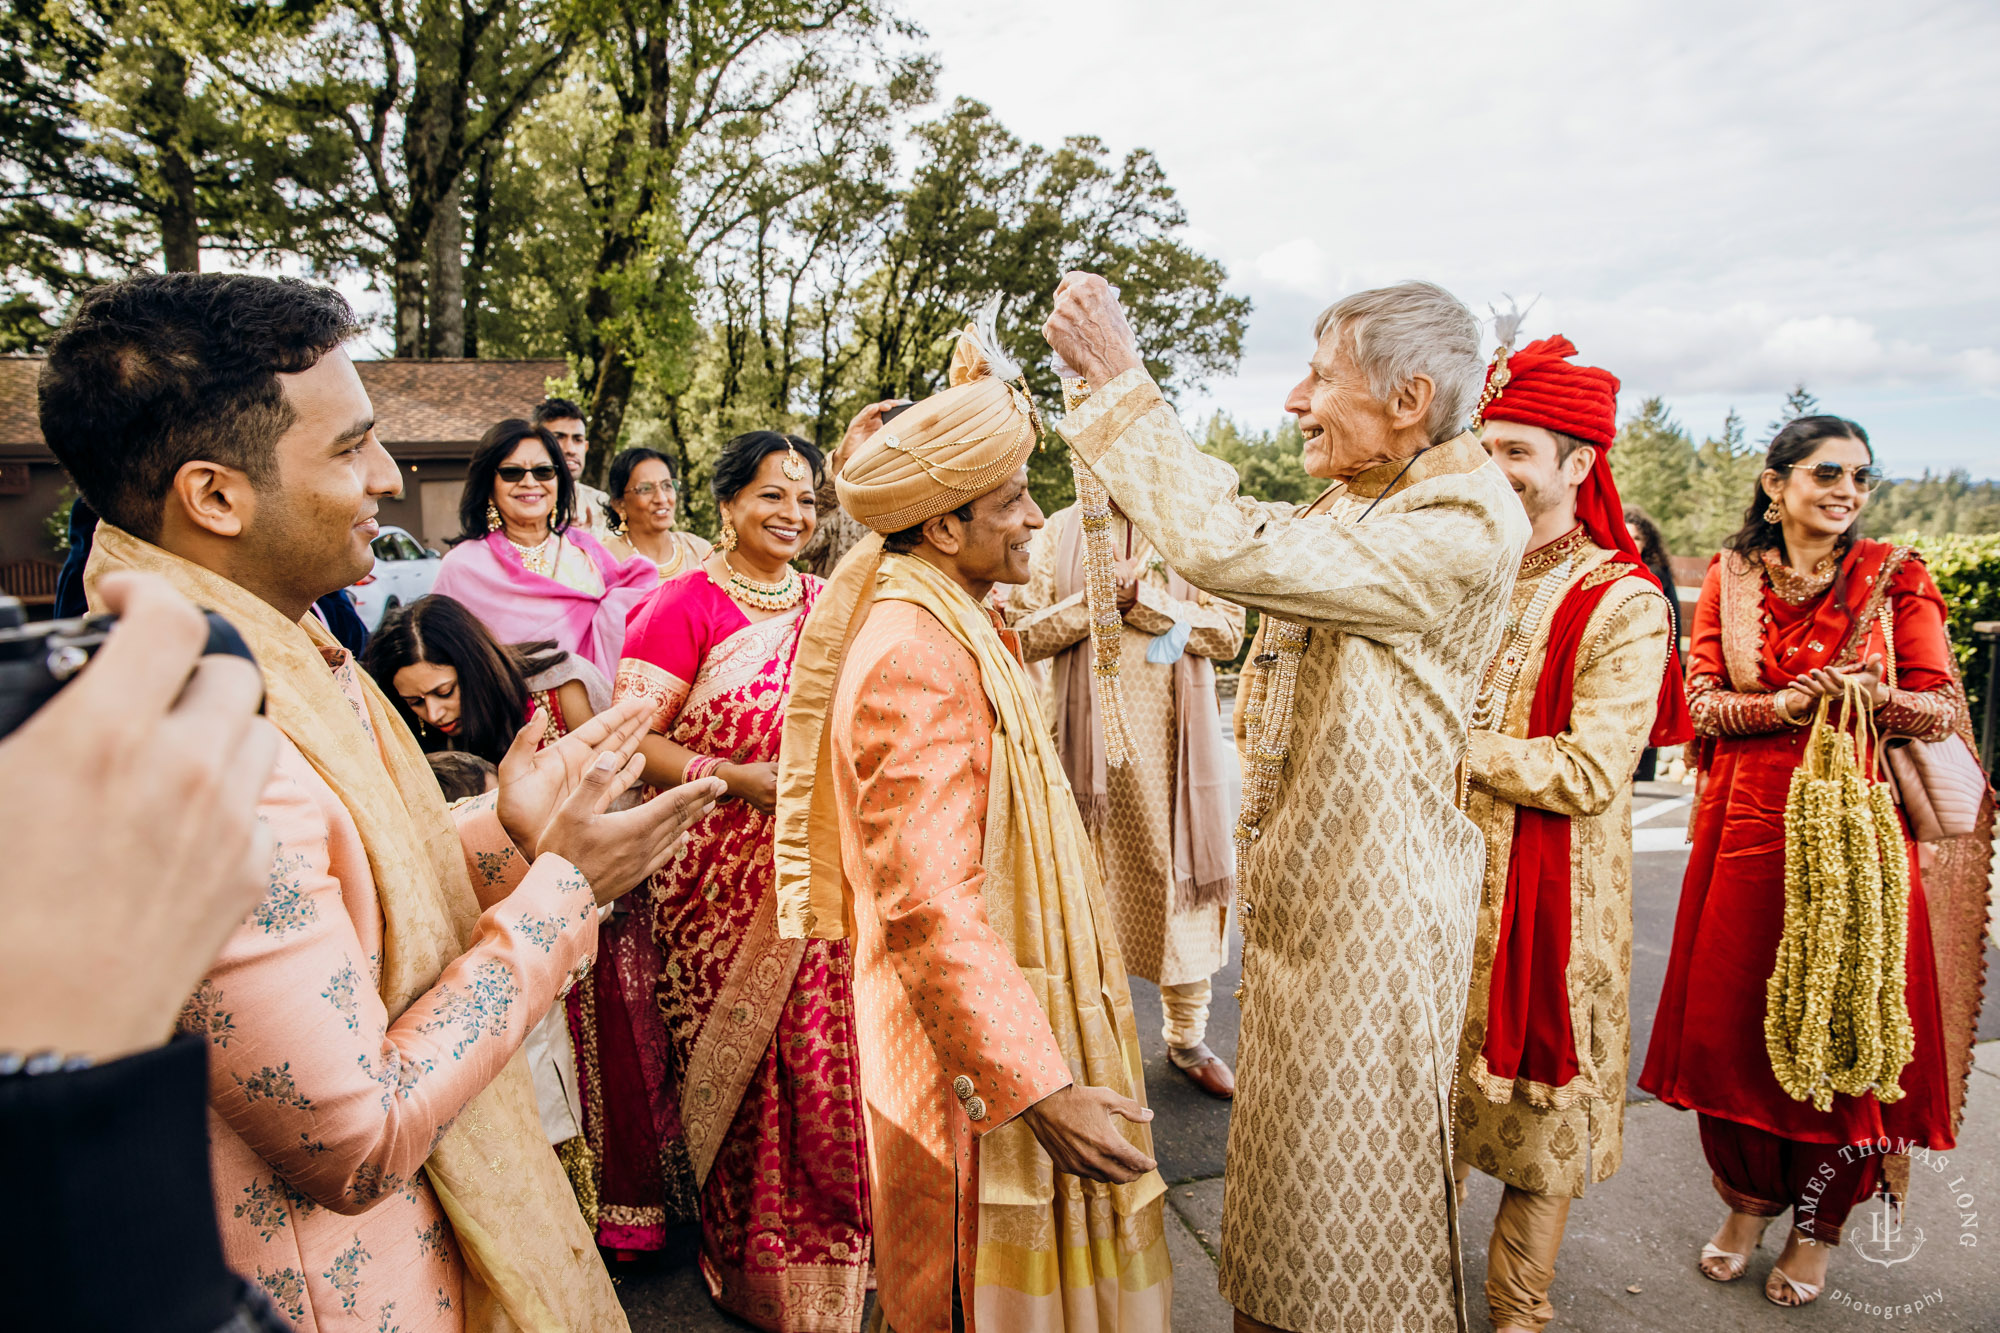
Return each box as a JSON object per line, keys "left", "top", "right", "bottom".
{"left": 1519, "top": 524, "right": 1591, "bottom": 580}
{"left": 1760, "top": 547, "right": 1836, "bottom": 605}
{"left": 1342, "top": 432, "right": 1488, "bottom": 499}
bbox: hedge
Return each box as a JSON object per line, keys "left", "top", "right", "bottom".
{"left": 1896, "top": 531, "right": 2000, "bottom": 754}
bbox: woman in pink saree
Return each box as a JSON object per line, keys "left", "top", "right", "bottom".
{"left": 611, "top": 431, "right": 871, "bottom": 1331}
{"left": 431, "top": 418, "right": 655, "bottom": 677}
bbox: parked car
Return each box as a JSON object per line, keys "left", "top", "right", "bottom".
{"left": 349, "top": 526, "right": 443, "bottom": 630}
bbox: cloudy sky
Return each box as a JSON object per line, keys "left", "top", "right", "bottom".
{"left": 899, "top": 0, "right": 2000, "bottom": 476}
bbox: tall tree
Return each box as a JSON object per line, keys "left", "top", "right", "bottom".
{"left": 210, "top": 0, "right": 575, "bottom": 356}
{"left": 0, "top": 0, "right": 344, "bottom": 345}
{"left": 1765, "top": 381, "right": 1820, "bottom": 441}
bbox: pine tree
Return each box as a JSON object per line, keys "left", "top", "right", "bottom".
{"left": 1765, "top": 383, "right": 1820, "bottom": 441}
{"left": 1612, "top": 397, "right": 1699, "bottom": 551}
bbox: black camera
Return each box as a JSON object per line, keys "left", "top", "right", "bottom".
{"left": 0, "top": 595, "right": 261, "bottom": 741}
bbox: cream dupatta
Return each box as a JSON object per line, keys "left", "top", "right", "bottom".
{"left": 88, "top": 525, "right": 624, "bottom": 1333}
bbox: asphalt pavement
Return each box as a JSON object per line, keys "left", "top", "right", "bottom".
{"left": 616, "top": 771, "right": 2000, "bottom": 1333}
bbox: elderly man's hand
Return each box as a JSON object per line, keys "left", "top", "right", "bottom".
{"left": 1043, "top": 272, "right": 1144, "bottom": 390}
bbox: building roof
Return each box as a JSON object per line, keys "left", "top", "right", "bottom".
{"left": 0, "top": 356, "right": 570, "bottom": 460}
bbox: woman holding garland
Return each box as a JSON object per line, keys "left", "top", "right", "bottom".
{"left": 612, "top": 430, "right": 871, "bottom": 1332}
{"left": 1639, "top": 416, "right": 1993, "bottom": 1308}
{"left": 601, "top": 446, "right": 713, "bottom": 583}
{"left": 431, "top": 419, "right": 655, "bottom": 677}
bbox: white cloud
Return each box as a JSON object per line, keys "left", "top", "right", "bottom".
{"left": 901, "top": 0, "right": 2000, "bottom": 473}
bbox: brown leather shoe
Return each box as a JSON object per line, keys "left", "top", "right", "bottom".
{"left": 1169, "top": 1042, "right": 1235, "bottom": 1098}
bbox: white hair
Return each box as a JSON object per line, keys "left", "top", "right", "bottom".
{"left": 1313, "top": 281, "right": 1483, "bottom": 443}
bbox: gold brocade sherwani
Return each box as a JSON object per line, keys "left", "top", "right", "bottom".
{"left": 1454, "top": 528, "right": 1673, "bottom": 1198}
{"left": 1060, "top": 370, "right": 1530, "bottom": 1333}
{"left": 1009, "top": 505, "right": 1246, "bottom": 988}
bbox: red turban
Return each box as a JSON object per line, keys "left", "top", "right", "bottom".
{"left": 1482, "top": 334, "right": 1692, "bottom": 746}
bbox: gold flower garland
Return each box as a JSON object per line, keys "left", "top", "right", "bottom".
{"left": 1059, "top": 373, "right": 1138, "bottom": 766}
{"left": 1765, "top": 675, "right": 1916, "bottom": 1111}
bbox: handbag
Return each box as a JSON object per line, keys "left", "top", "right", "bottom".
{"left": 1877, "top": 603, "right": 1989, "bottom": 841}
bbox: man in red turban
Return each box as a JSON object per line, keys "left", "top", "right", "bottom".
{"left": 1452, "top": 334, "right": 1693, "bottom": 1332}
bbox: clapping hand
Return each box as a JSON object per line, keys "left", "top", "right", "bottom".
{"left": 538, "top": 754, "right": 724, "bottom": 907}
{"left": 833, "top": 399, "right": 907, "bottom": 476}
{"left": 495, "top": 696, "right": 651, "bottom": 857}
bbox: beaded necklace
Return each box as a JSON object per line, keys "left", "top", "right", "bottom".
{"left": 724, "top": 560, "right": 802, "bottom": 612}
{"left": 506, "top": 530, "right": 558, "bottom": 578}
{"left": 1470, "top": 555, "right": 1574, "bottom": 730}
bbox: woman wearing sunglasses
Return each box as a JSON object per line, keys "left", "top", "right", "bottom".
{"left": 432, "top": 418, "right": 656, "bottom": 676}
{"left": 599, "top": 446, "right": 712, "bottom": 582}
{"left": 1640, "top": 415, "right": 1992, "bottom": 1308}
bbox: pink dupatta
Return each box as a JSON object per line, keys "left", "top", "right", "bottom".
{"left": 431, "top": 527, "right": 655, "bottom": 678}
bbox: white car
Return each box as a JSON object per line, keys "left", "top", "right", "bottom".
{"left": 349, "top": 525, "right": 443, "bottom": 630}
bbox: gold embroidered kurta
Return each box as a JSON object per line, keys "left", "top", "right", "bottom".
{"left": 1453, "top": 530, "right": 1673, "bottom": 1199}
{"left": 1059, "top": 370, "right": 1530, "bottom": 1333}
{"left": 1009, "top": 505, "right": 1245, "bottom": 987}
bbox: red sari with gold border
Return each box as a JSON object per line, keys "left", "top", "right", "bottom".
{"left": 1639, "top": 538, "right": 1991, "bottom": 1154}
{"left": 614, "top": 569, "right": 873, "bottom": 1333}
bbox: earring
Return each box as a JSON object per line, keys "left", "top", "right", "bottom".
{"left": 719, "top": 518, "right": 738, "bottom": 553}
{"left": 486, "top": 502, "right": 503, "bottom": 533}
{"left": 1764, "top": 501, "right": 1782, "bottom": 523}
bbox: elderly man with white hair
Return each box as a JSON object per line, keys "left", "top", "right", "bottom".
{"left": 1046, "top": 276, "right": 1530, "bottom": 1333}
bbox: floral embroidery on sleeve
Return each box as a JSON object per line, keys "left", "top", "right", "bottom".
{"left": 234, "top": 1177, "right": 291, "bottom": 1242}
{"left": 416, "top": 1219, "right": 452, "bottom": 1261}
{"left": 435, "top": 1288, "right": 453, "bottom": 1313}
{"left": 374, "top": 1301, "right": 400, "bottom": 1333}
{"left": 179, "top": 980, "right": 237, "bottom": 1047}
{"left": 235, "top": 1062, "right": 313, "bottom": 1109}
{"left": 256, "top": 1267, "right": 307, "bottom": 1324}
{"left": 474, "top": 848, "right": 518, "bottom": 887}
{"left": 347, "top": 1163, "right": 406, "bottom": 1206}
{"left": 417, "top": 958, "right": 520, "bottom": 1059}
{"left": 248, "top": 850, "right": 319, "bottom": 936}
{"left": 513, "top": 912, "right": 564, "bottom": 953}
{"left": 356, "top": 1045, "right": 432, "bottom": 1112}
{"left": 323, "top": 1235, "right": 370, "bottom": 1313}
{"left": 322, "top": 960, "right": 359, "bottom": 1032}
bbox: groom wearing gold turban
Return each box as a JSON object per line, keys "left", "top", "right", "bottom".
{"left": 774, "top": 319, "right": 1172, "bottom": 1332}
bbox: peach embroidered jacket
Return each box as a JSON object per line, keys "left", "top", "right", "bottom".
{"left": 182, "top": 650, "right": 598, "bottom": 1332}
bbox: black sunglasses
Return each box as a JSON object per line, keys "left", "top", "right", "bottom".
{"left": 497, "top": 464, "right": 560, "bottom": 483}
{"left": 1782, "top": 461, "right": 1883, "bottom": 491}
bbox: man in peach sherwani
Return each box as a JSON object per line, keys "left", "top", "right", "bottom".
{"left": 775, "top": 318, "right": 1171, "bottom": 1332}
{"left": 43, "top": 273, "right": 719, "bottom": 1332}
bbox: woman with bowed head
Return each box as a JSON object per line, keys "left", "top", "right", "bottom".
{"left": 361, "top": 594, "right": 609, "bottom": 762}
{"left": 600, "top": 446, "right": 713, "bottom": 583}
{"left": 360, "top": 594, "right": 613, "bottom": 1217}
{"left": 611, "top": 430, "right": 872, "bottom": 1331}
{"left": 1639, "top": 416, "right": 1993, "bottom": 1308}
{"left": 430, "top": 419, "right": 655, "bottom": 677}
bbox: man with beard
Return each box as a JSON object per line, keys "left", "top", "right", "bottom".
{"left": 1457, "top": 335, "right": 1690, "bottom": 1332}
{"left": 1046, "top": 275, "right": 1528, "bottom": 1333}
{"left": 773, "top": 319, "right": 1171, "bottom": 1332}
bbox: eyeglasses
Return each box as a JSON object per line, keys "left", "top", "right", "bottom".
{"left": 497, "top": 464, "right": 559, "bottom": 484}
{"left": 626, "top": 482, "right": 673, "bottom": 499}
{"left": 1782, "top": 462, "right": 1883, "bottom": 490}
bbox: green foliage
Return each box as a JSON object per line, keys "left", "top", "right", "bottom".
{"left": 1198, "top": 413, "right": 1313, "bottom": 505}
{"left": 1894, "top": 531, "right": 2000, "bottom": 752}
{"left": 44, "top": 484, "right": 75, "bottom": 553}
{"left": 1865, "top": 472, "right": 2000, "bottom": 536}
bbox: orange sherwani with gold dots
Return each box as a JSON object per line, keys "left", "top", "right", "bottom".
{"left": 831, "top": 598, "right": 1075, "bottom": 1329}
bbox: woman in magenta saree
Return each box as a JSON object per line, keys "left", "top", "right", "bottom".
{"left": 612, "top": 431, "right": 871, "bottom": 1332}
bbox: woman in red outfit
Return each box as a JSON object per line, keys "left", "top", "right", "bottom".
{"left": 1639, "top": 415, "right": 1993, "bottom": 1309}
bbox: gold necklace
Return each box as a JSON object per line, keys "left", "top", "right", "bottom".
{"left": 1471, "top": 555, "right": 1574, "bottom": 730}
{"left": 506, "top": 530, "right": 558, "bottom": 578}
{"left": 724, "top": 561, "right": 802, "bottom": 612}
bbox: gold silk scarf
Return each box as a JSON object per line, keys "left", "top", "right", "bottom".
{"left": 775, "top": 550, "right": 1165, "bottom": 1223}
{"left": 87, "top": 526, "right": 625, "bottom": 1333}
